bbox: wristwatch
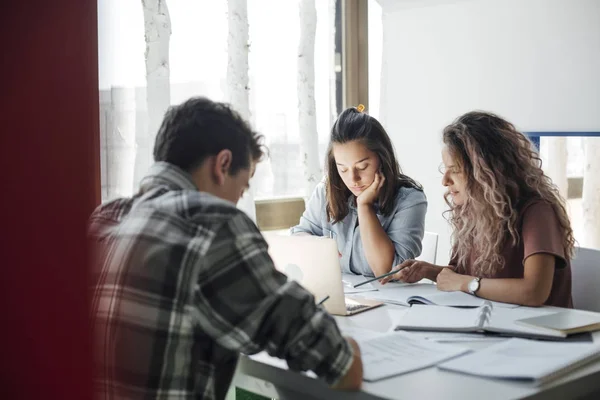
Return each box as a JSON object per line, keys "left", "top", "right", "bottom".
{"left": 468, "top": 277, "right": 481, "bottom": 295}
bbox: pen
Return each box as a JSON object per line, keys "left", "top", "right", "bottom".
{"left": 317, "top": 295, "right": 330, "bottom": 306}
{"left": 353, "top": 267, "right": 406, "bottom": 288}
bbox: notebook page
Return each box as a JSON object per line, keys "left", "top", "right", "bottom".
{"left": 485, "top": 307, "right": 566, "bottom": 339}
{"left": 343, "top": 282, "right": 377, "bottom": 294}
{"left": 358, "top": 331, "right": 470, "bottom": 381}
{"left": 438, "top": 338, "right": 600, "bottom": 383}
{"left": 341, "top": 273, "right": 379, "bottom": 294}
{"left": 342, "top": 326, "right": 387, "bottom": 342}
{"left": 354, "top": 282, "right": 519, "bottom": 308}
{"left": 409, "top": 291, "right": 520, "bottom": 308}
{"left": 395, "top": 305, "right": 484, "bottom": 331}
{"left": 516, "top": 310, "right": 600, "bottom": 334}
{"left": 405, "top": 331, "right": 507, "bottom": 343}
{"left": 354, "top": 283, "right": 439, "bottom": 306}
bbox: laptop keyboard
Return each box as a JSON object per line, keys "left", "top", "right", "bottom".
{"left": 345, "top": 302, "right": 370, "bottom": 313}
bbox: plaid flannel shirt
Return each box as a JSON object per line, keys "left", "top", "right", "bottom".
{"left": 89, "top": 162, "right": 353, "bottom": 400}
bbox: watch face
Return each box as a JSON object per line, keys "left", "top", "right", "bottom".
{"left": 468, "top": 279, "right": 478, "bottom": 293}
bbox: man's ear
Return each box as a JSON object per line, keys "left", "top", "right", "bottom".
{"left": 213, "top": 149, "right": 233, "bottom": 186}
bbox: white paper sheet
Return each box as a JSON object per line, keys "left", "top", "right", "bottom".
{"left": 399, "top": 330, "right": 508, "bottom": 343}
{"left": 438, "top": 338, "right": 600, "bottom": 383}
{"left": 342, "top": 273, "right": 378, "bottom": 294}
{"left": 342, "top": 326, "right": 387, "bottom": 342}
{"left": 358, "top": 331, "right": 470, "bottom": 381}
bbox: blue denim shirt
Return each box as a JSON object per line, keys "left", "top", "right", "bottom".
{"left": 291, "top": 182, "right": 427, "bottom": 277}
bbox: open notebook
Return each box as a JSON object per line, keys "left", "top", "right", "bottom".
{"left": 395, "top": 302, "right": 569, "bottom": 340}
{"left": 438, "top": 338, "right": 600, "bottom": 384}
{"left": 357, "top": 282, "right": 519, "bottom": 308}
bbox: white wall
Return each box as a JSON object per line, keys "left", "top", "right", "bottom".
{"left": 378, "top": 0, "right": 600, "bottom": 263}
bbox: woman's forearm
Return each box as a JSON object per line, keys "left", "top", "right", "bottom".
{"left": 357, "top": 204, "right": 395, "bottom": 276}
{"left": 431, "top": 266, "right": 546, "bottom": 305}
{"left": 443, "top": 254, "right": 555, "bottom": 306}
{"left": 465, "top": 277, "right": 550, "bottom": 306}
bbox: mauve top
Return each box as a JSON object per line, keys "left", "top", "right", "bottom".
{"left": 451, "top": 199, "right": 572, "bottom": 308}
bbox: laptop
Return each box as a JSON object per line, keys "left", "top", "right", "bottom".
{"left": 264, "top": 233, "right": 383, "bottom": 316}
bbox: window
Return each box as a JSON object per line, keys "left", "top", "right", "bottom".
{"left": 98, "top": 0, "right": 340, "bottom": 202}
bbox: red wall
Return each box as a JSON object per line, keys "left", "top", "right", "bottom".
{"left": 1, "top": 1, "right": 99, "bottom": 398}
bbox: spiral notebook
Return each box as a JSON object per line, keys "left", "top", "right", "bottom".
{"left": 394, "top": 302, "right": 568, "bottom": 340}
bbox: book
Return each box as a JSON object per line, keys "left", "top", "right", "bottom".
{"left": 357, "top": 331, "right": 469, "bottom": 381}
{"left": 516, "top": 310, "right": 600, "bottom": 335}
{"left": 357, "top": 282, "right": 519, "bottom": 308}
{"left": 394, "top": 303, "right": 569, "bottom": 340}
{"left": 438, "top": 338, "right": 600, "bottom": 384}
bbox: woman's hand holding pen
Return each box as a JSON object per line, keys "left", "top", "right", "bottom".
{"left": 380, "top": 259, "right": 439, "bottom": 284}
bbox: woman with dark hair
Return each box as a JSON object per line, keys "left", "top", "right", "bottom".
{"left": 382, "top": 111, "right": 574, "bottom": 307}
{"left": 292, "top": 106, "right": 427, "bottom": 277}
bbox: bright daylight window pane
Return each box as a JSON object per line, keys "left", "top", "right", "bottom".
{"left": 540, "top": 137, "right": 586, "bottom": 244}
{"left": 98, "top": 0, "right": 336, "bottom": 202}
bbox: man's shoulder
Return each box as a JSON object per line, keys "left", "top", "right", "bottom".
{"left": 168, "top": 190, "right": 248, "bottom": 220}
{"left": 88, "top": 196, "right": 136, "bottom": 239}
{"left": 89, "top": 190, "right": 259, "bottom": 244}
{"left": 144, "top": 190, "right": 258, "bottom": 235}
{"left": 91, "top": 196, "right": 135, "bottom": 219}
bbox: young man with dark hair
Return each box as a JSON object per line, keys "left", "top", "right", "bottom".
{"left": 89, "top": 97, "right": 363, "bottom": 400}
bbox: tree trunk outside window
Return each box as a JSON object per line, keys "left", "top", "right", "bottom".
{"left": 298, "top": 0, "right": 322, "bottom": 198}
{"left": 140, "top": 0, "right": 171, "bottom": 185}
{"left": 543, "top": 137, "right": 568, "bottom": 200}
{"left": 227, "top": 0, "right": 257, "bottom": 222}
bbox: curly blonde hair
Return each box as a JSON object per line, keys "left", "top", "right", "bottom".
{"left": 443, "top": 111, "right": 574, "bottom": 277}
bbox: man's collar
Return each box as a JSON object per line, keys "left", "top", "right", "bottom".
{"left": 139, "top": 162, "right": 198, "bottom": 192}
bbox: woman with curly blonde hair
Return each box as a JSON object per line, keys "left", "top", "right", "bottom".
{"left": 382, "top": 111, "right": 574, "bottom": 307}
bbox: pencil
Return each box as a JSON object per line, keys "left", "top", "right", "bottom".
{"left": 353, "top": 267, "right": 405, "bottom": 288}
{"left": 317, "top": 295, "right": 330, "bottom": 306}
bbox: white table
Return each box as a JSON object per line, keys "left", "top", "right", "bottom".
{"left": 232, "top": 304, "right": 600, "bottom": 399}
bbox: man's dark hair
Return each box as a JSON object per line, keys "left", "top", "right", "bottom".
{"left": 153, "top": 97, "right": 265, "bottom": 174}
